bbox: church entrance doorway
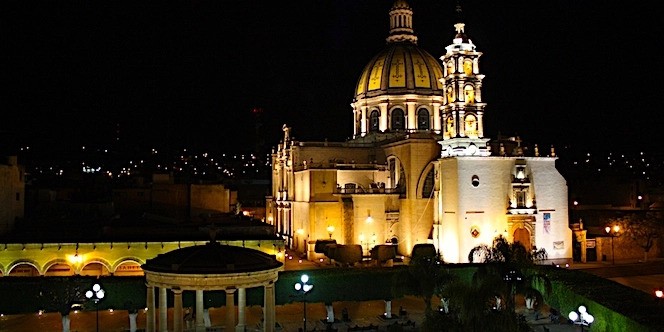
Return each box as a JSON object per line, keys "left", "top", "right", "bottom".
{"left": 513, "top": 228, "right": 531, "bottom": 250}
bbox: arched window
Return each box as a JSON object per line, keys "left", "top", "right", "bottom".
{"left": 447, "top": 61, "right": 454, "bottom": 75}
{"left": 446, "top": 115, "right": 455, "bottom": 137}
{"left": 463, "top": 59, "right": 473, "bottom": 76}
{"left": 369, "top": 110, "right": 380, "bottom": 133}
{"left": 464, "top": 85, "right": 475, "bottom": 104}
{"left": 417, "top": 108, "right": 430, "bottom": 130}
{"left": 465, "top": 114, "right": 478, "bottom": 139}
{"left": 421, "top": 168, "right": 434, "bottom": 198}
{"left": 391, "top": 108, "right": 405, "bottom": 130}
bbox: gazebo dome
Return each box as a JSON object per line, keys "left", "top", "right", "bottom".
{"left": 141, "top": 241, "right": 283, "bottom": 274}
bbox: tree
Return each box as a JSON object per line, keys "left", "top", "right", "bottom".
{"left": 610, "top": 212, "right": 664, "bottom": 262}
{"left": 468, "top": 235, "right": 551, "bottom": 312}
{"left": 440, "top": 276, "right": 531, "bottom": 332}
{"left": 39, "top": 278, "right": 85, "bottom": 332}
{"left": 392, "top": 247, "right": 456, "bottom": 314}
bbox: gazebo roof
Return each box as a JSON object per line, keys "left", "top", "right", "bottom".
{"left": 142, "top": 241, "right": 283, "bottom": 274}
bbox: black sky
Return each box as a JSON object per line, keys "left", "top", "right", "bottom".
{"left": 3, "top": 0, "right": 663, "bottom": 155}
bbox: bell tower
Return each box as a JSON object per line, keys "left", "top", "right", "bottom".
{"left": 438, "top": 5, "right": 490, "bottom": 157}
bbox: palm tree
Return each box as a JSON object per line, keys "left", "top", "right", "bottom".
{"left": 468, "top": 235, "right": 551, "bottom": 312}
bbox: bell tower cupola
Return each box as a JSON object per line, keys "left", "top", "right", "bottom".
{"left": 438, "top": 3, "right": 490, "bottom": 157}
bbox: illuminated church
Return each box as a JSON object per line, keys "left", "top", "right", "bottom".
{"left": 266, "top": 0, "right": 572, "bottom": 263}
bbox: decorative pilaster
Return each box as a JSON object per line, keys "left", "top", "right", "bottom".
{"left": 360, "top": 106, "right": 367, "bottom": 136}
{"left": 379, "top": 102, "right": 389, "bottom": 131}
{"left": 477, "top": 112, "right": 484, "bottom": 137}
{"left": 433, "top": 102, "right": 441, "bottom": 133}
{"left": 406, "top": 102, "right": 416, "bottom": 131}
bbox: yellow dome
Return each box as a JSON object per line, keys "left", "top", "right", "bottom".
{"left": 354, "top": 43, "right": 444, "bottom": 99}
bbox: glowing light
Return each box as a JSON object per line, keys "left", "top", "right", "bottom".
{"left": 68, "top": 253, "right": 83, "bottom": 264}
{"left": 568, "top": 311, "right": 578, "bottom": 321}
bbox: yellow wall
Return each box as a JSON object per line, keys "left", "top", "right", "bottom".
{"left": 0, "top": 239, "right": 284, "bottom": 277}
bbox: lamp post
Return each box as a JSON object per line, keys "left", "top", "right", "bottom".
{"left": 294, "top": 274, "right": 313, "bottom": 332}
{"left": 503, "top": 269, "right": 523, "bottom": 311}
{"left": 326, "top": 225, "right": 335, "bottom": 239}
{"left": 605, "top": 225, "right": 620, "bottom": 264}
{"left": 85, "top": 283, "right": 105, "bottom": 332}
{"left": 568, "top": 305, "right": 594, "bottom": 332}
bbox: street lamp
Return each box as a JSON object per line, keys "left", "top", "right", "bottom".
{"left": 655, "top": 288, "right": 663, "bottom": 303}
{"left": 568, "top": 305, "right": 594, "bottom": 331}
{"left": 85, "top": 283, "right": 105, "bottom": 332}
{"left": 503, "top": 269, "right": 523, "bottom": 311}
{"left": 605, "top": 225, "right": 620, "bottom": 264}
{"left": 326, "top": 225, "right": 335, "bottom": 239}
{"left": 294, "top": 274, "right": 313, "bottom": 332}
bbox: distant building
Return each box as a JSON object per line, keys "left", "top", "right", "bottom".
{"left": 112, "top": 173, "right": 238, "bottom": 217}
{"left": 0, "top": 156, "right": 24, "bottom": 235}
{"left": 267, "top": 0, "right": 572, "bottom": 263}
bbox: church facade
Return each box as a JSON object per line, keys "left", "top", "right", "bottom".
{"left": 266, "top": 0, "right": 572, "bottom": 263}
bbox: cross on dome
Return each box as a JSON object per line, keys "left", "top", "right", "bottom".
{"left": 455, "top": 23, "right": 465, "bottom": 34}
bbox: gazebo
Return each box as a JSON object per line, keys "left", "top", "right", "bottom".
{"left": 142, "top": 240, "right": 284, "bottom": 332}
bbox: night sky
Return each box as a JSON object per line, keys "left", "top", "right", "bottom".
{"left": 3, "top": 0, "right": 662, "bottom": 155}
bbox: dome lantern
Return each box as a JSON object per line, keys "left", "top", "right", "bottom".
{"left": 386, "top": 0, "right": 418, "bottom": 44}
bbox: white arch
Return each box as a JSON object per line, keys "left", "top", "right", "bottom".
{"left": 112, "top": 257, "right": 146, "bottom": 273}
{"left": 7, "top": 260, "right": 41, "bottom": 276}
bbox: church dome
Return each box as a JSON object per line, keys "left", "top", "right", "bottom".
{"left": 354, "top": 43, "right": 444, "bottom": 100}
{"left": 354, "top": 0, "right": 444, "bottom": 100}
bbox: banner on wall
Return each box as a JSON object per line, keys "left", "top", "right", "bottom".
{"left": 543, "top": 213, "right": 551, "bottom": 234}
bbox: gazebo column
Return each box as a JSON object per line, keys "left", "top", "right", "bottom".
{"left": 195, "top": 290, "right": 205, "bottom": 332}
{"left": 173, "top": 288, "right": 184, "bottom": 332}
{"left": 159, "top": 287, "right": 168, "bottom": 332}
{"left": 146, "top": 284, "right": 156, "bottom": 332}
{"left": 236, "top": 288, "right": 246, "bottom": 332}
{"left": 225, "top": 288, "right": 237, "bottom": 330}
{"left": 264, "top": 282, "right": 275, "bottom": 332}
